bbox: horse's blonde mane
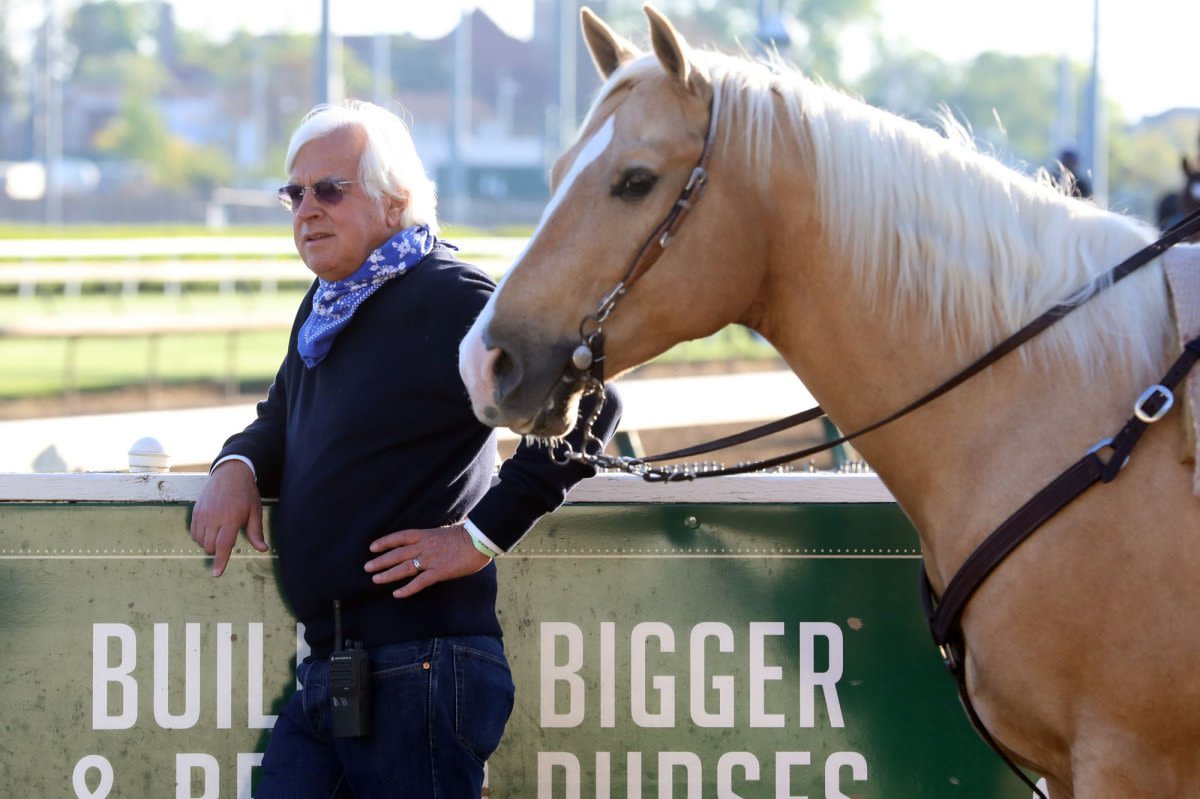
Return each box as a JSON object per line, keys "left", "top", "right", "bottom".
{"left": 586, "top": 51, "right": 1171, "bottom": 377}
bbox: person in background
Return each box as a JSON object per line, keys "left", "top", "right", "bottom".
{"left": 188, "top": 99, "right": 621, "bottom": 798}
{"left": 1054, "top": 148, "right": 1093, "bottom": 200}
{"left": 1157, "top": 189, "right": 1182, "bottom": 232}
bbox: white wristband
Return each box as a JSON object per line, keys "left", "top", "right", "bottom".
{"left": 463, "top": 518, "right": 503, "bottom": 558}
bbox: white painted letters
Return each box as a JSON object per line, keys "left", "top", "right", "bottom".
{"left": 691, "top": 622, "right": 735, "bottom": 728}
{"left": 541, "top": 622, "right": 585, "bottom": 728}
{"left": 92, "top": 624, "right": 137, "bottom": 730}
{"left": 90, "top": 621, "right": 283, "bottom": 731}
{"left": 749, "top": 622, "right": 786, "bottom": 728}
{"left": 800, "top": 623, "right": 844, "bottom": 729}
{"left": 174, "top": 753, "right": 218, "bottom": 799}
{"left": 631, "top": 622, "right": 676, "bottom": 728}
{"left": 154, "top": 623, "right": 201, "bottom": 729}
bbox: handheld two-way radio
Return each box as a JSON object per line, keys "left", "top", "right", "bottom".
{"left": 329, "top": 599, "right": 371, "bottom": 738}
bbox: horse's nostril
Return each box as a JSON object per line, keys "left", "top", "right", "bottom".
{"left": 491, "top": 347, "right": 523, "bottom": 402}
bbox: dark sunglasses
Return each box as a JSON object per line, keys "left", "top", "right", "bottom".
{"left": 277, "top": 178, "right": 359, "bottom": 212}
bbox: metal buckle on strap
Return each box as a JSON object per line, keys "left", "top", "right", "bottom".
{"left": 1087, "top": 437, "right": 1130, "bottom": 472}
{"left": 938, "top": 643, "right": 959, "bottom": 671}
{"left": 1134, "top": 384, "right": 1174, "bottom": 423}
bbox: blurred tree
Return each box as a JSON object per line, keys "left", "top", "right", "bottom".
{"left": 92, "top": 97, "right": 232, "bottom": 193}
{"left": 92, "top": 97, "right": 169, "bottom": 166}
{"left": 600, "top": 0, "right": 875, "bottom": 82}
{"left": 857, "top": 49, "right": 1064, "bottom": 168}
{"left": 74, "top": 50, "right": 168, "bottom": 95}
{"left": 599, "top": 0, "right": 757, "bottom": 44}
{"left": 162, "top": 138, "right": 233, "bottom": 193}
{"left": 857, "top": 44, "right": 1189, "bottom": 223}
{"left": 186, "top": 31, "right": 374, "bottom": 181}
{"left": 67, "top": 0, "right": 145, "bottom": 77}
{"left": 855, "top": 45, "right": 956, "bottom": 121}
{"left": 1110, "top": 112, "right": 1200, "bottom": 222}
{"left": 941, "top": 52, "right": 1062, "bottom": 165}
{"left": 785, "top": 0, "right": 875, "bottom": 83}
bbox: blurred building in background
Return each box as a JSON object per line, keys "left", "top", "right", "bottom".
{"left": 0, "top": 0, "right": 1197, "bottom": 227}
{"left": 0, "top": 0, "right": 610, "bottom": 227}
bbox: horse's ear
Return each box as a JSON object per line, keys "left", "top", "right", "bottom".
{"left": 581, "top": 7, "right": 639, "bottom": 80}
{"left": 644, "top": 5, "right": 693, "bottom": 88}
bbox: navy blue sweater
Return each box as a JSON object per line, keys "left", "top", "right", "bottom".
{"left": 215, "top": 243, "right": 620, "bottom": 656}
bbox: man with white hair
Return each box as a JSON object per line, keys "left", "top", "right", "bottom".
{"left": 189, "top": 100, "right": 620, "bottom": 797}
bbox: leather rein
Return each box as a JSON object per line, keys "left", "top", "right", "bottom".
{"left": 551, "top": 83, "right": 1200, "bottom": 797}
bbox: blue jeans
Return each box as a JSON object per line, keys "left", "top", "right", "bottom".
{"left": 257, "top": 636, "right": 515, "bottom": 798}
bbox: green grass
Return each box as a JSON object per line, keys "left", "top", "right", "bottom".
{"left": 0, "top": 290, "right": 303, "bottom": 399}
{"left": 0, "top": 287, "right": 307, "bottom": 319}
{"left": 0, "top": 289, "right": 777, "bottom": 401}
{"left": 1, "top": 332, "right": 289, "bottom": 396}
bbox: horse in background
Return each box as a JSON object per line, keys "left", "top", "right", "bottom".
{"left": 459, "top": 7, "right": 1200, "bottom": 797}
{"left": 1178, "top": 154, "right": 1200, "bottom": 239}
{"left": 1161, "top": 133, "right": 1200, "bottom": 237}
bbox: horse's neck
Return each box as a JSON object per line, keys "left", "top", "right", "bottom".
{"left": 760, "top": 240, "right": 1171, "bottom": 590}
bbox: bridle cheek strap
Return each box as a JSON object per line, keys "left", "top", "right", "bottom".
{"left": 560, "top": 88, "right": 721, "bottom": 457}
{"left": 577, "top": 88, "right": 721, "bottom": 342}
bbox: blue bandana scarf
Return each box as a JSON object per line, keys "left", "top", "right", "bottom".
{"left": 297, "top": 225, "right": 434, "bottom": 368}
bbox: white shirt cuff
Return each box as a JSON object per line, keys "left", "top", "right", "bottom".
{"left": 212, "top": 454, "right": 257, "bottom": 481}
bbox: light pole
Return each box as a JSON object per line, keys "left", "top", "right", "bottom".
{"left": 315, "top": 0, "right": 342, "bottom": 107}
{"left": 1084, "top": 0, "right": 1106, "bottom": 205}
{"left": 557, "top": 0, "right": 576, "bottom": 153}
{"left": 372, "top": 33, "right": 391, "bottom": 105}
{"left": 448, "top": 8, "right": 471, "bottom": 223}
{"left": 41, "top": 0, "right": 62, "bottom": 226}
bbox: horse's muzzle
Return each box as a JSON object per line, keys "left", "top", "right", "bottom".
{"left": 459, "top": 326, "right": 581, "bottom": 437}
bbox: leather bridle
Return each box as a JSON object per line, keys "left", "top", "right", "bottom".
{"left": 570, "top": 88, "right": 721, "bottom": 376}
{"left": 558, "top": 89, "right": 721, "bottom": 461}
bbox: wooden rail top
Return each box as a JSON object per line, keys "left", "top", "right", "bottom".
{"left": 0, "top": 471, "right": 895, "bottom": 504}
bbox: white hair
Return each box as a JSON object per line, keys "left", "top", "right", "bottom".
{"left": 285, "top": 99, "right": 439, "bottom": 236}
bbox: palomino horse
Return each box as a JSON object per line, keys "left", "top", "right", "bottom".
{"left": 459, "top": 7, "right": 1200, "bottom": 797}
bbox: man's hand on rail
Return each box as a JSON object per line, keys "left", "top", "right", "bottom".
{"left": 190, "top": 460, "right": 268, "bottom": 577}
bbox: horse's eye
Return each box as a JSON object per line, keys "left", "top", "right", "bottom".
{"left": 613, "top": 169, "right": 658, "bottom": 200}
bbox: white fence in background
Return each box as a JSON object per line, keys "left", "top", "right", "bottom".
{"left": 0, "top": 236, "right": 523, "bottom": 295}
{"left": 0, "top": 236, "right": 527, "bottom": 262}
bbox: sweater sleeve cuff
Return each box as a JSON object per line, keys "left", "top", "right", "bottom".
{"left": 467, "top": 487, "right": 548, "bottom": 553}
